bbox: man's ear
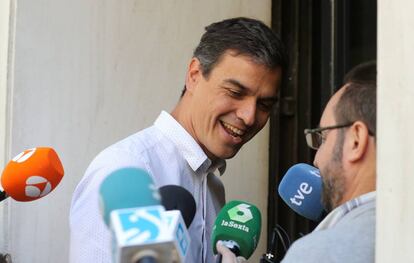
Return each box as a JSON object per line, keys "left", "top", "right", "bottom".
{"left": 344, "top": 121, "right": 370, "bottom": 162}
{"left": 185, "top": 57, "right": 202, "bottom": 94}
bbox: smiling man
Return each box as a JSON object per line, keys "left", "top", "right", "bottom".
{"left": 173, "top": 50, "right": 282, "bottom": 160}
{"left": 70, "top": 17, "right": 286, "bottom": 263}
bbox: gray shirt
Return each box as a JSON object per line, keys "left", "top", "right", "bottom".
{"left": 282, "top": 192, "right": 376, "bottom": 263}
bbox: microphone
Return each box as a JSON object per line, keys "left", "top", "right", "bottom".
{"left": 278, "top": 163, "right": 324, "bottom": 221}
{"left": 159, "top": 185, "right": 196, "bottom": 228}
{"left": 99, "top": 168, "right": 191, "bottom": 263}
{"left": 99, "top": 167, "right": 162, "bottom": 226}
{"left": 159, "top": 185, "right": 196, "bottom": 262}
{"left": 0, "top": 147, "right": 64, "bottom": 202}
{"left": 212, "top": 200, "right": 262, "bottom": 261}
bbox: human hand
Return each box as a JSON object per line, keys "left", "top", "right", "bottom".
{"left": 216, "top": 241, "right": 247, "bottom": 263}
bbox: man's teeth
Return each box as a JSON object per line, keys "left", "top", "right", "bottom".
{"left": 221, "top": 121, "right": 244, "bottom": 136}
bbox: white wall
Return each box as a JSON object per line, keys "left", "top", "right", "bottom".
{"left": 0, "top": 0, "right": 10, "bottom": 168}
{"left": 1, "top": 0, "right": 272, "bottom": 262}
{"left": 0, "top": 0, "right": 14, "bottom": 254}
{"left": 0, "top": 0, "right": 11, "bottom": 173}
{"left": 377, "top": 0, "right": 414, "bottom": 261}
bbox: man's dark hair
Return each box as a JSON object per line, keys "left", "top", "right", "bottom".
{"left": 343, "top": 61, "right": 377, "bottom": 86}
{"left": 181, "top": 17, "right": 287, "bottom": 97}
{"left": 335, "top": 61, "right": 377, "bottom": 137}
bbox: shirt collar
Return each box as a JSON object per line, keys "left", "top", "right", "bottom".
{"left": 314, "top": 191, "right": 376, "bottom": 231}
{"left": 154, "top": 111, "right": 226, "bottom": 175}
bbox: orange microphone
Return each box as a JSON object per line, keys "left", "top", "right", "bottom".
{"left": 0, "top": 147, "right": 64, "bottom": 202}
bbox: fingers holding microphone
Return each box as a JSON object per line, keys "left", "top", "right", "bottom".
{"left": 216, "top": 241, "right": 246, "bottom": 263}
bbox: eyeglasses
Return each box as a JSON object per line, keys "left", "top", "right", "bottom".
{"left": 304, "top": 123, "right": 353, "bottom": 150}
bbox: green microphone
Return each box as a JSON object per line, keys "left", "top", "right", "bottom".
{"left": 212, "top": 200, "right": 262, "bottom": 260}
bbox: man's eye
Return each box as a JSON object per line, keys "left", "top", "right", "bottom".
{"left": 258, "top": 102, "right": 274, "bottom": 111}
{"left": 228, "top": 89, "right": 242, "bottom": 98}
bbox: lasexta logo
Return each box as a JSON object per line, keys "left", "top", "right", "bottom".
{"left": 227, "top": 203, "right": 253, "bottom": 223}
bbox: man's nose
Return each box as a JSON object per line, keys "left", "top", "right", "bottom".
{"left": 238, "top": 99, "right": 256, "bottom": 127}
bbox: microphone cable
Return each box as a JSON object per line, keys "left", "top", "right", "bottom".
{"left": 260, "top": 224, "right": 291, "bottom": 263}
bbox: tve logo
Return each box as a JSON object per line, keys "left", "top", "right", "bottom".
{"left": 309, "top": 169, "right": 321, "bottom": 178}
{"left": 227, "top": 203, "right": 253, "bottom": 223}
{"left": 25, "top": 176, "right": 52, "bottom": 198}
{"left": 115, "top": 206, "right": 165, "bottom": 245}
{"left": 290, "top": 182, "right": 313, "bottom": 206}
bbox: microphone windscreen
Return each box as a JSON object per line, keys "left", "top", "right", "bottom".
{"left": 159, "top": 185, "right": 196, "bottom": 228}
{"left": 99, "top": 167, "right": 161, "bottom": 226}
{"left": 278, "top": 163, "right": 324, "bottom": 221}
{"left": 212, "top": 200, "right": 261, "bottom": 259}
{"left": 1, "top": 147, "right": 64, "bottom": 202}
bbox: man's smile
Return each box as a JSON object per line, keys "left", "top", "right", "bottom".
{"left": 220, "top": 120, "right": 246, "bottom": 138}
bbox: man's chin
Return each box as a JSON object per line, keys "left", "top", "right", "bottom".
{"left": 216, "top": 148, "right": 241, "bottom": 160}
{"left": 207, "top": 147, "right": 240, "bottom": 160}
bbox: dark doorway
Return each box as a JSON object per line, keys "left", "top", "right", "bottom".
{"left": 268, "top": 0, "right": 377, "bottom": 261}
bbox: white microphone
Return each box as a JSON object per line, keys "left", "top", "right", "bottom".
{"left": 99, "top": 168, "right": 193, "bottom": 263}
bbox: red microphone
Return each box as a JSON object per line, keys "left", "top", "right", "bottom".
{"left": 0, "top": 147, "right": 64, "bottom": 202}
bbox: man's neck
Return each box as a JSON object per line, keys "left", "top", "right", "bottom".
{"left": 340, "top": 163, "right": 376, "bottom": 206}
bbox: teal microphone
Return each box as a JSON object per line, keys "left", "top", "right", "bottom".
{"left": 212, "top": 200, "right": 262, "bottom": 260}
{"left": 99, "top": 167, "right": 161, "bottom": 226}
{"left": 99, "top": 168, "right": 191, "bottom": 263}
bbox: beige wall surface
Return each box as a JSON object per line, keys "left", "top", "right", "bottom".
{"left": 377, "top": 0, "right": 414, "bottom": 261}
{"left": 0, "top": 0, "right": 13, "bottom": 254}
{"left": 1, "top": 0, "right": 272, "bottom": 262}
{"left": 0, "top": 0, "right": 13, "bottom": 172}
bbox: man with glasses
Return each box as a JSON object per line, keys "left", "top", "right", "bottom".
{"left": 215, "top": 61, "right": 376, "bottom": 263}
{"left": 281, "top": 61, "right": 377, "bottom": 262}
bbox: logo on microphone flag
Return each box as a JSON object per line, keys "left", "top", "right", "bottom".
{"left": 12, "top": 148, "right": 36, "bottom": 163}
{"left": 309, "top": 168, "right": 321, "bottom": 178}
{"left": 111, "top": 206, "right": 168, "bottom": 245}
{"left": 228, "top": 203, "right": 253, "bottom": 223}
{"left": 25, "top": 176, "right": 52, "bottom": 198}
{"left": 176, "top": 223, "right": 188, "bottom": 254}
{"left": 111, "top": 207, "right": 191, "bottom": 263}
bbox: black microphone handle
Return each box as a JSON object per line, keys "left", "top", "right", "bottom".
{"left": 0, "top": 191, "right": 8, "bottom": 202}
{"left": 136, "top": 256, "right": 157, "bottom": 263}
{"left": 260, "top": 256, "right": 280, "bottom": 263}
{"left": 134, "top": 250, "right": 159, "bottom": 263}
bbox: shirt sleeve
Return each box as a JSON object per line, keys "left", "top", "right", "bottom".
{"left": 69, "top": 148, "right": 148, "bottom": 263}
{"left": 281, "top": 231, "right": 335, "bottom": 263}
